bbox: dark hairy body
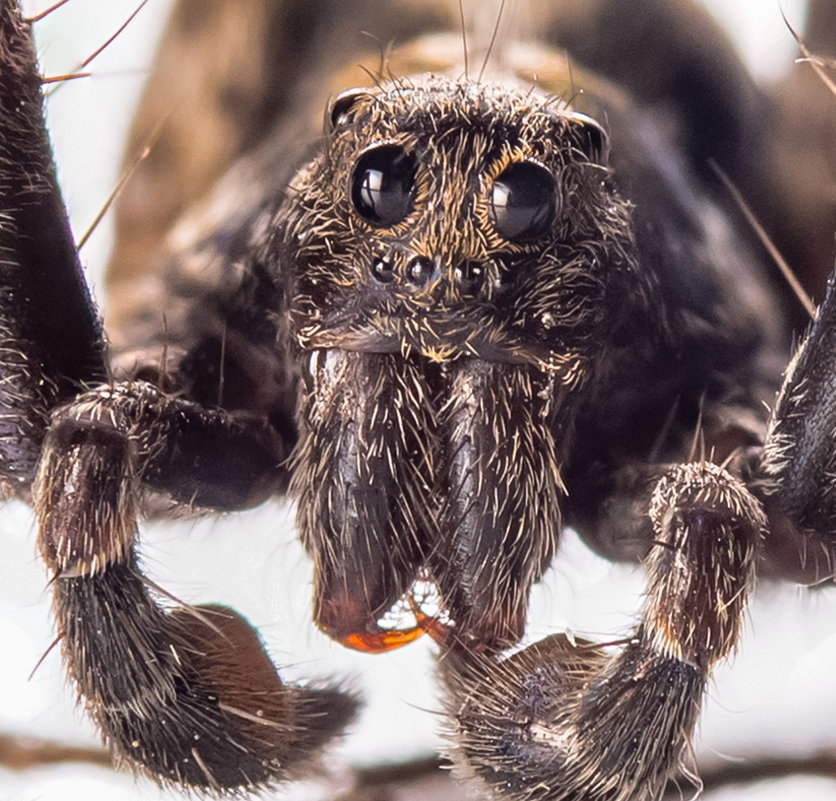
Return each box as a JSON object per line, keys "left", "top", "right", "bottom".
{"left": 1, "top": 0, "right": 835, "bottom": 798}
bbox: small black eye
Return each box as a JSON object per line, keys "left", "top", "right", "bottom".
{"left": 489, "top": 162, "right": 557, "bottom": 241}
{"left": 371, "top": 256, "right": 395, "bottom": 283}
{"left": 350, "top": 145, "right": 416, "bottom": 226}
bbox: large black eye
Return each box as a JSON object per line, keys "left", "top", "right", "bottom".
{"left": 489, "top": 162, "right": 558, "bottom": 241}
{"left": 350, "top": 145, "right": 416, "bottom": 226}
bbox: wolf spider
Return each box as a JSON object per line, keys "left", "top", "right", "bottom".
{"left": 1, "top": 0, "right": 835, "bottom": 799}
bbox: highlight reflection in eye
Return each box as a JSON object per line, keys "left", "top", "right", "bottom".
{"left": 489, "top": 162, "right": 558, "bottom": 241}
{"left": 350, "top": 145, "right": 416, "bottom": 226}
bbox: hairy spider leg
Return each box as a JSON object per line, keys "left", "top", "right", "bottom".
{"left": 0, "top": 0, "right": 105, "bottom": 488}
{"left": 0, "top": 3, "right": 356, "bottom": 791}
{"left": 33, "top": 386, "right": 356, "bottom": 791}
{"left": 442, "top": 462, "right": 764, "bottom": 801}
{"left": 761, "top": 272, "right": 836, "bottom": 541}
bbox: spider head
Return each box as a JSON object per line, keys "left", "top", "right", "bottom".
{"left": 280, "top": 76, "right": 635, "bottom": 383}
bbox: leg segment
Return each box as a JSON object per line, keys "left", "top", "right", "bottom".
{"left": 442, "top": 462, "right": 763, "bottom": 801}
{"left": 760, "top": 272, "right": 836, "bottom": 538}
{"left": 2, "top": 6, "right": 354, "bottom": 787}
{"left": 34, "top": 383, "right": 356, "bottom": 791}
{"left": 54, "top": 562, "right": 354, "bottom": 789}
{"left": 0, "top": 2, "right": 105, "bottom": 486}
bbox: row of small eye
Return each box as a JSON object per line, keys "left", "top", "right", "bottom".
{"left": 350, "top": 144, "right": 558, "bottom": 242}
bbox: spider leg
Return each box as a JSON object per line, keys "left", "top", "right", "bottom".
{"left": 442, "top": 461, "right": 763, "bottom": 801}
{"left": 760, "top": 272, "right": 836, "bottom": 545}
{"left": 0, "top": 3, "right": 105, "bottom": 488}
{"left": 1, "top": 5, "right": 356, "bottom": 787}
{"left": 35, "top": 382, "right": 357, "bottom": 791}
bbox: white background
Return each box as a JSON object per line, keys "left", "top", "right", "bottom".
{"left": 2, "top": 1, "right": 835, "bottom": 799}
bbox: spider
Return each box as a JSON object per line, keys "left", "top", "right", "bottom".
{"left": 1, "top": 0, "right": 835, "bottom": 799}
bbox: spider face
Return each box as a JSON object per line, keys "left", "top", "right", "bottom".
{"left": 1, "top": 0, "right": 835, "bottom": 799}
{"left": 284, "top": 78, "right": 621, "bottom": 377}
{"left": 279, "top": 78, "right": 636, "bottom": 654}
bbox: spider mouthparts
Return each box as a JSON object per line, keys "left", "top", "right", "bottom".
{"left": 342, "top": 625, "right": 428, "bottom": 653}
{"left": 326, "top": 602, "right": 443, "bottom": 654}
